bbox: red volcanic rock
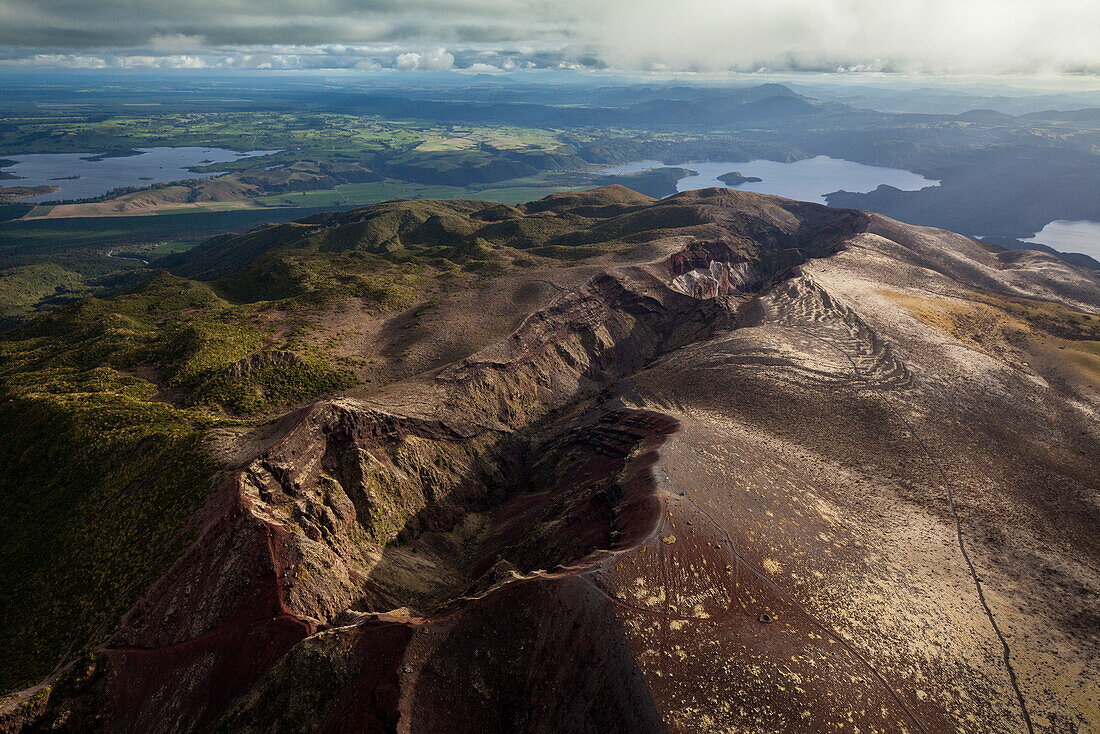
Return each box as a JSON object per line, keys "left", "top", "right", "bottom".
{"left": 7, "top": 189, "right": 1098, "bottom": 734}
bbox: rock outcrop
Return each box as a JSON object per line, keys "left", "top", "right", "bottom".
{"left": 4, "top": 188, "right": 1099, "bottom": 734}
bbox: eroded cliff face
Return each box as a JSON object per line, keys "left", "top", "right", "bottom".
{"left": 7, "top": 256, "right": 743, "bottom": 733}
{"left": 6, "top": 188, "right": 1099, "bottom": 734}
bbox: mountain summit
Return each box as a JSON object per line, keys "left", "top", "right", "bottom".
{"left": 2, "top": 187, "right": 1098, "bottom": 733}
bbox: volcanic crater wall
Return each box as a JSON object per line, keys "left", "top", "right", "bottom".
{"left": 9, "top": 266, "right": 739, "bottom": 732}
{"left": 4, "top": 191, "right": 883, "bottom": 733}
{"left": 665, "top": 205, "right": 866, "bottom": 299}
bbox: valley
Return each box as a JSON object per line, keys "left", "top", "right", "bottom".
{"left": 1, "top": 75, "right": 1098, "bottom": 330}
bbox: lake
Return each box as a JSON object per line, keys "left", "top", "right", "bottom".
{"left": 1022, "top": 220, "right": 1100, "bottom": 260}
{"left": 598, "top": 156, "right": 939, "bottom": 204}
{"left": 0, "top": 147, "right": 280, "bottom": 202}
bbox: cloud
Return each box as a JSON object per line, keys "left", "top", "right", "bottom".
{"left": 0, "top": 51, "right": 212, "bottom": 69}
{"left": 147, "top": 33, "right": 206, "bottom": 51}
{"left": 578, "top": 0, "right": 1100, "bottom": 74}
{"left": 418, "top": 47, "right": 454, "bottom": 70}
{"left": 394, "top": 47, "right": 454, "bottom": 70}
{"left": 0, "top": 0, "right": 1097, "bottom": 74}
{"left": 113, "top": 54, "right": 209, "bottom": 69}
{"left": 394, "top": 52, "right": 421, "bottom": 70}
{"left": 9, "top": 53, "right": 109, "bottom": 69}
{"left": 0, "top": 0, "right": 577, "bottom": 49}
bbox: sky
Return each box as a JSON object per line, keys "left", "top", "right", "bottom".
{"left": 0, "top": 0, "right": 1098, "bottom": 75}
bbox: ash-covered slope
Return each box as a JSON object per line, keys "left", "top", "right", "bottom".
{"left": 3, "top": 188, "right": 1099, "bottom": 734}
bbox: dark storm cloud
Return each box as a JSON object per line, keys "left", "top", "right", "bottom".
{"left": 0, "top": 0, "right": 1097, "bottom": 73}
{"left": 0, "top": 0, "right": 576, "bottom": 48}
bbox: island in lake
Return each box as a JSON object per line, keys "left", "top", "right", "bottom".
{"left": 718, "top": 171, "right": 764, "bottom": 186}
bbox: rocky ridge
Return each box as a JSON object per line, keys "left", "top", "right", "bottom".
{"left": 2, "top": 187, "right": 1098, "bottom": 733}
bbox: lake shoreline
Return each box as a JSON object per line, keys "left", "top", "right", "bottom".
{"left": 0, "top": 147, "right": 280, "bottom": 203}
{"left": 1022, "top": 220, "right": 1100, "bottom": 260}
{"left": 597, "top": 155, "right": 940, "bottom": 204}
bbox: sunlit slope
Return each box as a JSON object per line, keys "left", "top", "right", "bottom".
{"left": 1, "top": 188, "right": 1097, "bottom": 734}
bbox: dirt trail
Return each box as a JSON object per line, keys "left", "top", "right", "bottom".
{"left": 764, "top": 280, "right": 1035, "bottom": 734}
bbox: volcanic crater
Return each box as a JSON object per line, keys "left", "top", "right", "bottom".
{"left": 4, "top": 187, "right": 1098, "bottom": 734}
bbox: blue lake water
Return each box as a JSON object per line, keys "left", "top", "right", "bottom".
{"left": 598, "top": 156, "right": 939, "bottom": 204}
{"left": 0, "top": 147, "right": 280, "bottom": 202}
{"left": 1022, "top": 220, "right": 1100, "bottom": 260}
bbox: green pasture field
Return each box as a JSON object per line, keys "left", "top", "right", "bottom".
{"left": 0, "top": 112, "right": 566, "bottom": 159}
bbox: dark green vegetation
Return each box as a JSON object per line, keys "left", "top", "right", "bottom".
{"left": 0, "top": 210, "right": 465, "bottom": 689}
{"left": 0, "top": 207, "right": 352, "bottom": 328}
{"left": 0, "top": 380, "right": 216, "bottom": 693}
{"left": 595, "top": 167, "right": 696, "bottom": 198}
{"left": 0, "top": 265, "right": 371, "bottom": 690}
{"left": 1, "top": 73, "right": 1097, "bottom": 324}
{"left": 0, "top": 204, "right": 33, "bottom": 223}
{"left": 0, "top": 186, "right": 687, "bottom": 691}
{"left": 157, "top": 187, "right": 681, "bottom": 296}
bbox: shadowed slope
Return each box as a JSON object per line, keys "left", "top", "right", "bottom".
{"left": 3, "top": 188, "right": 1099, "bottom": 734}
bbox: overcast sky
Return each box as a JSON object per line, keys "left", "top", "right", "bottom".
{"left": 0, "top": 0, "right": 1097, "bottom": 74}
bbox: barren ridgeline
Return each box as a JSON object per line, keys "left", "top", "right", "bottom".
{"left": 2, "top": 188, "right": 1098, "bottom": 733}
